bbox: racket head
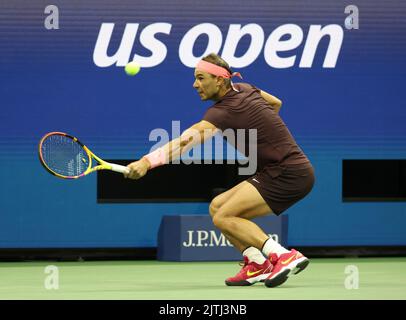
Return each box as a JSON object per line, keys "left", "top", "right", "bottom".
{"left": 38, "top": 132, "right": 92, "bottom": 179}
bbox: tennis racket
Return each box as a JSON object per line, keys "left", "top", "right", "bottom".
{"left": 38, "top": 132, "right": 130, "bottom": 179}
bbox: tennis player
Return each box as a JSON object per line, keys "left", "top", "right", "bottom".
{"left": 126, "top": 53, "right": 315, "bottom": 288}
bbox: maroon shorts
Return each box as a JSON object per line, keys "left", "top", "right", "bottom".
{"left": 247, "top": 162, "right": 315, "bottom": 215}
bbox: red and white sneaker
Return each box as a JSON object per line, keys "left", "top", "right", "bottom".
{"left": 225, "top": 256, "right": 273, "bottom": 286}
{"left": 259, "top": 253, "right": 278, "bottom": 283}
{"left": 264, "top": 249, "right": 309, "bottom": 288}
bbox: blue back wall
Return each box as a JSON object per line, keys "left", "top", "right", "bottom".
{"left": 0, "top": 0, "right": 405, "bottom": 248}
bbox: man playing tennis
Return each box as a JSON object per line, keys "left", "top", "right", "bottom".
{"left": 126, "top": 53, "right": 315, "bottom": 288}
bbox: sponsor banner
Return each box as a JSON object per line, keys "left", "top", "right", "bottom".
{"left": 157, "top": 215, "right": 287, "bottom": 261}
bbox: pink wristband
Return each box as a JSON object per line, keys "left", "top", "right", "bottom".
{"left": 144, "top": 148, "right": 166, "bottom": 169}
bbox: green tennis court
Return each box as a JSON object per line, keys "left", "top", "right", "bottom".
{"left": 1, "top": 257, "right": 405, "bottom": 300}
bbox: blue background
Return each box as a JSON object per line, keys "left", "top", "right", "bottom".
{"left": 0, "top": 0, "right": 405, "bottom": 248}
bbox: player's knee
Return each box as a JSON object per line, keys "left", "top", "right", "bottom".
{"left": 212, "top": 214, "right": 223, "bottom": 228}
{"left": 209, "top": 198, "right": 221, "bottom": 218}
{"left": 212, "top": 214, "right": 233, "bottom": 231}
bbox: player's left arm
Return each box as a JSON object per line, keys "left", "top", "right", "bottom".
{"left": 260, "top": 90, "right": 282, "bottom": 113}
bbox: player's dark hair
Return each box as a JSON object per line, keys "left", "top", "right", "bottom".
{"left": 202, "top": 53, "right": 232, "bottom": 88}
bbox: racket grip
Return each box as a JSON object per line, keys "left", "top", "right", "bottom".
{"left": 109, "top": 163, "right": 130, "bottom": 175}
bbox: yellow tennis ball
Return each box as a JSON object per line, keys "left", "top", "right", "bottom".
{"left": 125, "top": 61, "right": 141, "bottom": 76}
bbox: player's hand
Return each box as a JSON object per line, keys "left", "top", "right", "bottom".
{"left": 125, "top": 158, "right": 151, "bottom": 179}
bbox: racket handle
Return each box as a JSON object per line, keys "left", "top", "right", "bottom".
{"left": 108, "top": 163, "right": 130, "bottom": 175}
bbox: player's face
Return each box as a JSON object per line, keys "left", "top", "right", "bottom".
{"left": 193, "top": 70, "right": 219, "bottom": 101}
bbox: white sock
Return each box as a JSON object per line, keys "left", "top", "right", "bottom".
{"left": 242, "top": 247, "right": 266, "bottom": 265}
{"left": 261, "top": 238, "right": 290, "bottom": 257}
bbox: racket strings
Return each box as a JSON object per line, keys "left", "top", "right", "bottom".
{"left": 41, "top": 135, "right": 90, "bottom": 177}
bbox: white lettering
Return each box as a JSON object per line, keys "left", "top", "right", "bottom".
{"left": 93, "top": 23, "right": 171, "bottom": 67}
{"left": 179, "top": 23, "right": 222, "bottom": 67}
{"left": 264, "top": 24, "right": 303, "bottom": 68}
{"left": 300, "top": 25, "right": 343, "bottom": 68}
{"left": 196, "top": 230, "right": 209, "bottom": 247}
{"left": 93, "top": 23, "right": 139, "bottom": 67}
{"left": 160, "top": 304, "right": 194, "bottom": 317}
{"left": 209, "top": 231, "right": 228, "bottom": 247}
{"left": 133, "top": 23, "right": 171, "bottom": 67}
{"left": 183, "top": 231, "right": 194, "bottom": 247}
{"left": 221, "top": 24, "right": 264, "bottom": 68}
{"left": 94, "top": 22, "right": 344, "bottom": 69}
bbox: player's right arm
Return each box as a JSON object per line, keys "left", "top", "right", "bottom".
{"left": 260, "top": 90, "right": 282, "bottom": 113}
{"left": 165, "top": 120, "right": 218, "bottom": 162}
{"left": 125, "top": 120, "right": 218, "bottom": 179}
